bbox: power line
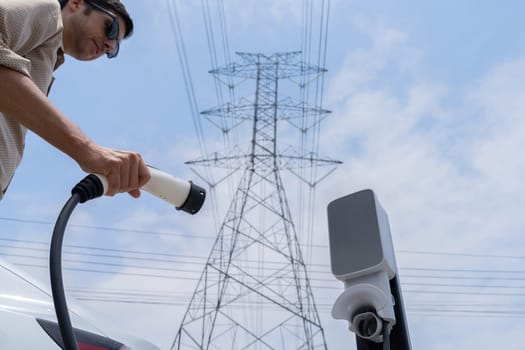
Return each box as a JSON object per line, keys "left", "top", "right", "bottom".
{"left": 63, "top": 294, "right": 525, "bottom": 319}
{"left": 165, "top": 0, "right": 221, "bottom": 230}
{"left": 399, "top": 249, "right": 525, "bottom": 260}
{"left": 3, "top": 217, "right": 525, "bottom": 259}
{"left": 0, "top": 216, "right": 213, "bottom": 239}
{"left": 62, "top": 282, "right": 525, "bottom": 319}
{"left": 4, "top": 237, "right": 525, "bottom": 315}
{"left": 2, "top": 237, "right": 525, "bottom": 277}
{"left": 6, "top": 256, "right": 525, "bottom": 294}
{"left": 5, "top": 258, "right": 524, "bottom": 318}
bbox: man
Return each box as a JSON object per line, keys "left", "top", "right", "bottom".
{"left": 0, "top": 0, "right": 150, "bottom": 200}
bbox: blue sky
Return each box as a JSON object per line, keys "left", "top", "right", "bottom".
{"left": 1, "top": 0, "right": 525, "bottom": 349}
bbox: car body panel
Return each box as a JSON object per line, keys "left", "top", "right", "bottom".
{"left": 0, "top": 259, "right": 160, "bottom": 350}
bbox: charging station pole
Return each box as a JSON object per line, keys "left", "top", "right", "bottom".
{"left": 327, "top": 189, "right": 411, "bottom": 350}
{"left": 355, "top": 277, "right": 411, "bottom": 349}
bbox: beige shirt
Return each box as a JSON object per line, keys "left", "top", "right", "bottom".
{"left": 0, "top": 0, "right": 65, "bottom": 198}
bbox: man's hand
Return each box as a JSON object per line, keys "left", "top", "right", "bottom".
{"left": 75, "top": 142, "right": 151, "bottom": 197}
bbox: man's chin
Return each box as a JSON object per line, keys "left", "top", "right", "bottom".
{"left": 65, "top": 51, "right": 100, "bottom": 61}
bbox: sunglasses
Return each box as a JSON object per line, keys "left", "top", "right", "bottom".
{"left": 85, "top": 0, "right": 120, "bottom": 58}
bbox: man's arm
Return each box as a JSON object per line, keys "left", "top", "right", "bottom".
{"left": 0, "top": 65, "right": 150, "bottom": 196}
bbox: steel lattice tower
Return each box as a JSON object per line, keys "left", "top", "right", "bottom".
{"left": 172, "top": 52, "right": 339, "bottom": 350}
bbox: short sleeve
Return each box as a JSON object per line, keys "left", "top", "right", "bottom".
{"left": 0, "top": 0, "right": 62, "bottom": 80}
{"left": 0, "top": 35, "right": 32, "bottom": 78}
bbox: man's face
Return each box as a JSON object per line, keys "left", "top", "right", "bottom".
{"left": 64, "top": 0, "right": 126, "bottom": 61}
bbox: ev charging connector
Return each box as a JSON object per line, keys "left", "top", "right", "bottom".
{"left": 50, "top": 166, "right": 206, "bottom": 350}
{"left": 94, "top": 166, "right": 205, "bottom": 214}
{"left": 327, "top": 189, "right": 411, "bottom": 350}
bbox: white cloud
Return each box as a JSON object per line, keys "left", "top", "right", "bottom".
{"left": 327, "top": 20, "right": 421, "bottom": 101}
{"left": 313, "top": 16, "right": 525, "bottom": 349}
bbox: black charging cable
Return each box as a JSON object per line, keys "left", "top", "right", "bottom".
{"left": 383, "top": 322, "right": 390, "bottom": 350}
{"left": 50, "top": 174, "right": 105, "bottom": 350}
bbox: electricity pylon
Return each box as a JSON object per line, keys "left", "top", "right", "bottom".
{"left": 172, "top": 52, "right": 340, "bottom": 350}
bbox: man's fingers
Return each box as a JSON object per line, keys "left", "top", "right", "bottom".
{"left": 138, "top": 157, "right": 151, "bottom": 188}
{"left": 128, "top": 188, "right": 141, "bottom": 198}
{"left": 106, "top": 168, "right": 120, "bottom": 196}
{"left": 77, "top": 145, "right": 148, "bottom": 198}
{"left": 128, "top": 153, "right": 140, "bottom": 190}
{"left": 119, "top": 158, "right": 130, "bottom": 192}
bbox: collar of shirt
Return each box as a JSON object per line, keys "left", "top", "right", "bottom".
{"left": 54, "top": 47, "right": 65, "bottom": 71}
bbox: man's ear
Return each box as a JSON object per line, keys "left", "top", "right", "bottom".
{"left": 65, "top": 0, "right": 84, "bottom": 13}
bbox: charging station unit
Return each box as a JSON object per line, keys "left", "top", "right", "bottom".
{"left": 327, "top": 189, "right": 411, "bottom": 350}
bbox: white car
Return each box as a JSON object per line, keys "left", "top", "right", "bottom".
{"left": 0, "top": 258, "right": 160, "bottom": 350}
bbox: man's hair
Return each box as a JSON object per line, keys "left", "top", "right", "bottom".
{"left": 59, "top": 0, "right": 134, "bottom": 38}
